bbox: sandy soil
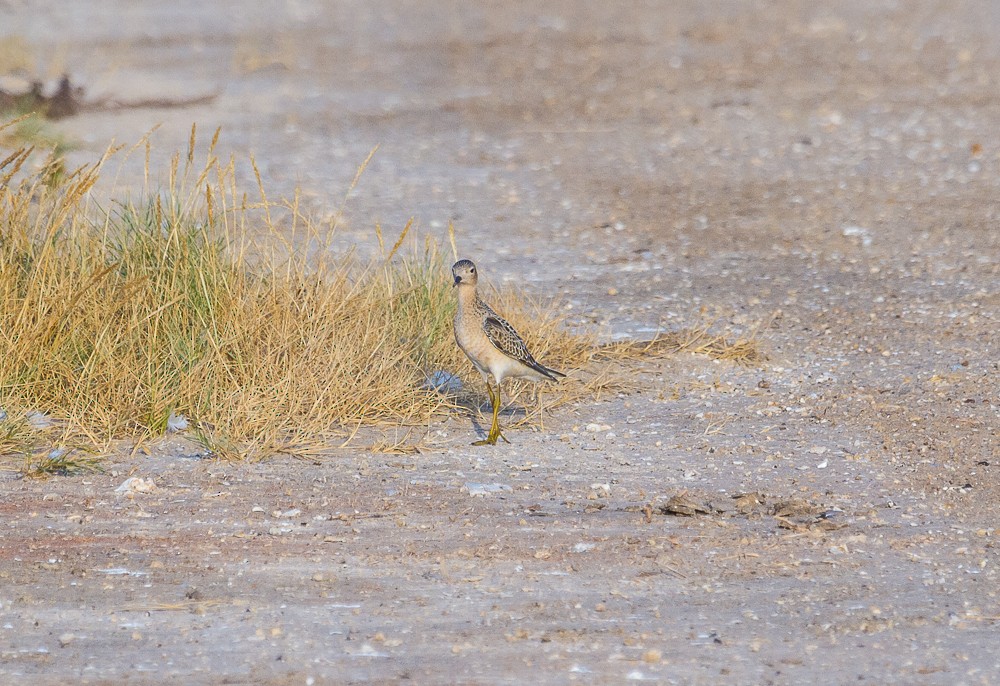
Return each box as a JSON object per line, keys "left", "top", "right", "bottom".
{"left": 1, "top": 1, "right": 999, "bottom": 684}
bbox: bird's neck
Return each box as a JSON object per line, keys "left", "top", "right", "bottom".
{"left": 456, "top": 283, "right": 478, "bottom": 312}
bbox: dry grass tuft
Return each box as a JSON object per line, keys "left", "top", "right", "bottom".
{"left": 21, "top": 446, "right": 103, "bottom": 479}
{"left": 0, "top": 412, "right": 39, "bottom": 456}
{"left": 597, "top": 323, "right": 766, "bottom": 366}
{"left": 368, "top": 432, "right": 423, "bottom": 455}
{"left": 0, "top": 126, "right": 605, "bottom": 460}
{"left": 0, "top": 114, "right": 73, "bottom": 185}
{"left": 0, "top": 410, "right": 90, "bottom": 476}
{"left": 0, "top": 124, "right": 765, "bottom": 461}
{"left": 1, "top": 128, "right": 448, "bottom": 459}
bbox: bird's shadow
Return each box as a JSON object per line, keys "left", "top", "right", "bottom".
{"left": 455, "top": 395, "right": 528, "bottom": 439}
{"left": 426, "top": 373, "right": 537, "bottom": 439}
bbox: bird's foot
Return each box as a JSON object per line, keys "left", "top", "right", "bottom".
{"left": 472, "top": 429, "right": 509, "bottom": 446}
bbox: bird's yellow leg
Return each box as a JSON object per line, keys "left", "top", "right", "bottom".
{"left": 489, "top": 382, "right": 510, "bottom": 444}
{"left": 472, "top": 382, "right": 497, "bottom": 445}
{"left": 473, "top": 381, "right": 509, "bottom": 445}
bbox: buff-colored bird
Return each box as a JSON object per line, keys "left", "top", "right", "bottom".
{"left": 452, "top": 259, "right": 565, "bottom": 445}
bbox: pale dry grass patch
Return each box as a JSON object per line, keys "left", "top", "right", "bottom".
{"left": 0, "top": 125, "right": 764, "bottom": 462}
{"left": 0, "top": 411, "right": 44, "bottom": 471}
{"left": 0, "top": 114, "right": 73, "bottom": 184}
{"left": 597, "top": 322, "right": 766, "bottom": 366}
{"left": 21, "top": 446, "right": 104, "bottom": 479}
{"left": 0, "top": 127, "right": 602, "bottom": 460}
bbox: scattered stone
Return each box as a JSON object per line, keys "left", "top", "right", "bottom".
{"left": 115, "top": 477, "right": 157, "bottom": 495}
{"left": 424, "top": 370, "right": 463, "bottom": 393}
{"left": 643, "top": 649, "right": 662, "bottom": 663}
{"left": 167, "top": 412, "right": 189, "bottom": 433}
{"left": 590, "top": 483, "right": 611, "bottom": 495}
{"left": 660, "top": 493, "right": 712, "bottom": 517}
{"left": 732, "top": 492, "right": 765, "bottom": 514}
{"left": 466, "top": 482, "right": 512, "bottom": 496}
{"left": 842, "top": 225, "right": 873, "bottom": 246}
{"left": 26, "top": 411, "right": 54, "bottom": 429}
{"left": 771, "top": 498, "right": 819, "bottom": 517}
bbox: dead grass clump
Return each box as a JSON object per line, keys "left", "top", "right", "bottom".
{"left": 597, "top": 324, "right": 766, "bottom": 366}
{"left": 0, "top": 127, "right": 602, "bottom": 459}
{"left": 0, "top": 115, "right": 72, "bottom": 186}
{"left": 21, "top": 447, "right": 103, "bottom": 479}
{"left": 0, "top": 412, "right": 45, "bottom": 468}
{"left": 0, "top": 125, "right": 765, "bottom": 461}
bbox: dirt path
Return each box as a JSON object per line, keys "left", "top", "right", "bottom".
{"left": 2, "top": 1, "right": 998, "bottom": 683}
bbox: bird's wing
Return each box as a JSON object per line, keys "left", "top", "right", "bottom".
{"left": 481, "top": 300, "right": 564, "bottom": 380}
{"left": 483, "top": 311, "right": 536, "bottom": 366}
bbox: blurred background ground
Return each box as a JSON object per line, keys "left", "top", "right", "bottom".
{"left": 0, "top": 1, "right": 998, "bottom": 684}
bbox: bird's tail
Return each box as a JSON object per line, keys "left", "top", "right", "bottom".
{"left": 539, "top": 365, "right": 566, "bottom": 381}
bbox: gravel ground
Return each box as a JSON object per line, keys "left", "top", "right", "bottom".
{"left": 1, "top": 1, "right": 998, "bottom": 684}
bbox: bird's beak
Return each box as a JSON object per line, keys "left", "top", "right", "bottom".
{"left": 453, "top": 275, "right": 461, "bottom": 286}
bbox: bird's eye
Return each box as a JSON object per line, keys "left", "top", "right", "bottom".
{"left": 470, "top": 268, "right": 476, "bottom": 273}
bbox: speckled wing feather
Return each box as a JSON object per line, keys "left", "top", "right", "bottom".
{"left": 480, "top": 300, "right": 563, "bottom": 380}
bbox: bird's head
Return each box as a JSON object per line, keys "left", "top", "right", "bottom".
{"left": 451, "top": 259, "right": 478, "bottom": 287}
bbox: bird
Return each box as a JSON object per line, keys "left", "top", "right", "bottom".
{"left": 451, "top": 259, "right": 565, "bottom": 445}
